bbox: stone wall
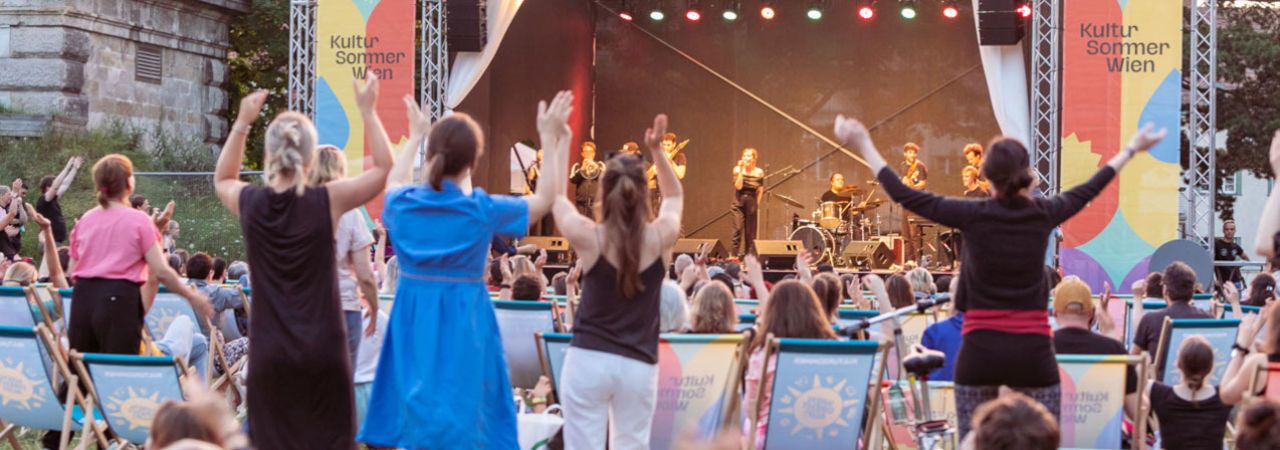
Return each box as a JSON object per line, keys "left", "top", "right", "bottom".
{"left": 0, "top": 0, "right": 249, "bottom": 146}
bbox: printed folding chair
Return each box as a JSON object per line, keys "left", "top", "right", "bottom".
{"left": 534, "top": 332, "right": 573, "bottom": 400}
{"left": 0, "top": 324, "right": 109, "bottom": 450}
{"left": 649, "top": 334, "right": 746, "bottom": 450}
{"left": 737, "top": 314, "right": 757, "bottom": 332}
{"left": 1154, "top": 318, "right": 1240, "bottom": 384}
{"left": 1057, "top": 354, "right": 1149, "bottom": 450}
{"left": 734, "top": 299, "right": 760, "bottom": 316}
{"left": 494, "top": 300, "right": 559, "bottom": 389}
{"left": 71, "top": 352, "right": 188, "bottom": 448}
{"left": 0, "top": 286, "right": 39, "bottom": 328}
{"left": 750, "top": 337, "right": 886, "bottom": 450}
{"left": 1247, "top": 362, "right": 1280, "bottom": 401}
{"left": 1123, "top": 299, "right": 1167, "bottom": 349}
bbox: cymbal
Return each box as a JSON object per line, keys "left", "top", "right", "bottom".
{"left": 836, "top": 186, "right": 864, "bottom": 194}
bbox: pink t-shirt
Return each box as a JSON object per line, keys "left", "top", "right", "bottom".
{"left": 70, "top": 206, "right": 158, "bottom": 284}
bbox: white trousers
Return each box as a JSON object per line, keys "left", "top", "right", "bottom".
{"left": 561, "top": 347, "right": 659, "bottom": 450}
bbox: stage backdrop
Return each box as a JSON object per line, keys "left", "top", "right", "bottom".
{"left": 1059, "top": 0, "right": 1183, "bottom": 293}
{"left": 314, "top": 0, "right": 416, "bottom": 221}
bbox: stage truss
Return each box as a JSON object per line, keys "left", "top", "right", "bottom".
{"left": 287, "top": 0, "right": 317, "bottom": 116}
{"left": 1030, "top": 0, "right": 1060, "bottom": 197}
{"left": 1184, "top": 0, "right": 1218, "bottom": 248}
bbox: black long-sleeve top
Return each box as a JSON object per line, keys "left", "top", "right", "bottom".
{"left": 877, "top": 165, "right": 1116, "bottom": 387}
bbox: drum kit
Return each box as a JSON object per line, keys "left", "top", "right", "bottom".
{"left": 789, "top": 183, "right": 887, "bottom": 267}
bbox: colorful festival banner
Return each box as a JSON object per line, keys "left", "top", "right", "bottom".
{"left": 650, "top": 334, "right": 744, "bottom": 450}
{"left": 1057, "top": 355, "right": 1132, "bottom": 449}
{"left": 1059, "top": 0, "right": 1183, "bottom": 293}
{"left": 315, "top": 0, "right": 416, "bottom": 220}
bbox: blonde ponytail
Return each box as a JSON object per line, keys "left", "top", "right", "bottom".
{"left": 264, "top": 112, "right": 318, "bottom": 196}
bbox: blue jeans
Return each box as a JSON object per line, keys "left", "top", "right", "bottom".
{"left": 345, "top": 310, "right": 362, "bottom": 372}
{"left": 155, "top": 315, "right": 210, "bottom": 379}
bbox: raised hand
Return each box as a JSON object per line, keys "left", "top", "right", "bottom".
{"left": 1126, "top": 122, "right": 1168, "bottom": 153}
{"left": 834, "top": 115, "right": 871, "bottom": 149}
{"left": 643, "top": 114, "right": 670, "bottom": 156}
{"left": 536, "top": 90, "right": 574, "bottom": 145}
{"left": 499, "top": 254, "right": 514, "bottom": 285}
{"left": 353, "top": 73, "right": 381, "bottom": 114}
{"left": 403, "top": 95, "right": 431, "bottom": 144}
{"left": 236, "top": 90, "right": 268, "bottom": 125}
{"left": 535, "top": 249, "right": 548, "bottom": 270}
{"left": 154, "top": 200, "right": 175, "bottom": 231}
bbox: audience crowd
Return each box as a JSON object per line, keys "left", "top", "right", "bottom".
{"left": 4, "top": 79, "right": 1280, "bottom": 450}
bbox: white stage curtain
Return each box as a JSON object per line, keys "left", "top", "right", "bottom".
{"left": 445, "top": 0, "right": 525, "bottom": 110}
{"left": 970, "top": 0, "right": 1031, "bottom": 145}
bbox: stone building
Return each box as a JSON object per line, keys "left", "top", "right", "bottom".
{"left": 0, "top": 0, "right": 249, "bottom": 145}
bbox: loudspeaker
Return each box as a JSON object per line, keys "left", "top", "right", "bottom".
{"left": 447, "top": 0, "right": 487, "bottom": 52}
{"left": 673, "top": 239, "right": 728, "bottom": 259}
{"left": 521, "top": 236, "right": 570, "bottom": 263}
{"left": 754, "top": 240, "right": 803, "bottom": 270}
{"left": 977, "top": 0, "right": 1024, "bottom": 45}
{"left": 842, "top": 241, "right": 895, "bottom": 270}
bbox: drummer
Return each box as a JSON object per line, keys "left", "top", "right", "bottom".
{"left": 821, "top": 173, "right": 853, "bottom": 203}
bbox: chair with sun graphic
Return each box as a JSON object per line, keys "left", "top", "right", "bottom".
{"left": 749, "top": 337, "right": 886, "bottom": 450}
{"left": 145, "top": 290, "right": 222, "bottom": 384}
{"left": 534, "top": 332, "right": 573, "bottom": 401}
{"left": 1056, "top": 354, "right": 1149, "bottom": 449}
{"left": 1153, "top": 317, "right": 1240, "bottom": 384}
{"left": 70, "top": 351, "right": 189, "bottom": 447}
{"left": 0, "top": 324, "right": 110, "bottom": 450}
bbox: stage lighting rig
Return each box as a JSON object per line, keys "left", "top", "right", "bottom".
{"left": 900, "top": 0, "right": 918, "bottom": 19}
{"left": 1016, "top": 1, "right": 1032, "bottom": 18}
{"left": 721, "top": 0, "right": 741, "bottom": 20}
{"left": 806, "top": 0, "right": 826, "bottom": 20}
{"left": 856, "top": 0, "right": 876, "bottom": 20}
{"left": 760, "top": 1, "right": 777, "bottom": 19}
{"left": 649, "top": 7, "right": 666, "bottom": 21}
{"left": 942, "top": 0, "right": 959, "bottom": 18}
{"left": 617, "top": 0, "right": 634, "bottom": 21}
{"left": 685, "top": 0, "right": 703, "bottom": 21}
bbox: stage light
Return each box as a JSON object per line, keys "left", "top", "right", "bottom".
{"left": 900, "top": 0, "right": 917, "bottom": 19}
{"left": 649, "top": 9, "right": 665, "bottom": 21}
{"left": 806, "top": 8, "right": 823, "bottom": 20}
{"left": 1016, "top": 2, "right": 1032, "bottom": 18}
{"left": 760, "top": 1, "right": 776, "bottom": 19}
{"left": 722, "top": 0, "right": 740, "bottom": 21}
{"left": 684, "top": 0, "right": 702, "bottom": 21}
{"left": 619, "top": 11, "right": 634, "bottom": 20}
{"left": 941, "top": 0, "right": 958, "bottom": 18}
{"left": 618, "top": 0, "right": 634, "bottom": 21}
{"left": 855, "top": 0, "right": 876, "bottom": 20}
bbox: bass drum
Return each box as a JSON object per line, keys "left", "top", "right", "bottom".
{"left": 788, "top": 225, "right": 836, "bottom": 267}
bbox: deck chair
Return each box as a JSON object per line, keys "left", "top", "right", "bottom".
{"left": 144, "top": 292, "right": 206, "bottom": 341}
{"left": 1221, "top": 303, "right": 1261, "bottom": 319}
{"left": 71, "top": 352, "right": 187, "bottom": 447}
{"left": 750, "top": 337, "right": 885, "bottom": 450}
{"left": 1057, "top": 354, "right": 1149, "bottom": 449}
{"left": 1246, "top": 362, "right": 1280, "bottom": 401}
{"left": 734, "top": 299, "right": 760, "bottom": 316}
{"left": 0, "top": 286, "right": 39, "bottom": 328}
{"left": 493, "top": 300, "right": 558, "bottom": 389}
{"left": 737, "top": 314, "right": 757, "bottom": 332}
{"left": 834, "top": 309, "right": 880, "bottom": 338}
{"left": 1123, "top": 299, "right": 1167, "bottom": 349}
{"left": 0, "top": 325, "right": 109, "bottom": 450}
{"left": 534, "top": 332, "right": 572, "bottom": 397}
{"left": 1154, "top": 318, "right": 1240, "bottom": 383}
{"left": 649, "top": 334, "right": 746, "bottom": 450}
{"left": 29, "top": 286, "right": 67, "bottom": 337}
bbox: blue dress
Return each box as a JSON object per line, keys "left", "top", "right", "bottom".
{"left": 358, "top": 181, "right": 527, "bottom": 449}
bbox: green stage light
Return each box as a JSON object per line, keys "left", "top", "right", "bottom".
{"left": 649, "top": 9, "right": 665, "bottom": 21}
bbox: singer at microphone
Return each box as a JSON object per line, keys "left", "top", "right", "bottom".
{"left": 731, "top": 147, "right": 764, "bottom": 258}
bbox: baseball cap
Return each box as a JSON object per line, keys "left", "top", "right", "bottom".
{"left": 1053, "top": 277, "right": 1094, "bottom": 317}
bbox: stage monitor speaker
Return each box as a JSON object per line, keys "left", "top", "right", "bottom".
{"left": 754, "top": 240, "right": 803, "bottom": 270}
{"left": 673, "top": 239, "right": 728, "bottom": 259}
{"left": 842, "top": 241, "right": 895, "bottom": 270}
{"left": 447, "top": 0, "right": 487, "bottom": 52}
{"left": 977, "top": 0, "right": 1024, "bottom": 45}
{"left": 520, "top": 236, "right": 571, "bottom": 263}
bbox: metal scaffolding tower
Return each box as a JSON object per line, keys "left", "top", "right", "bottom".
{"left": 288, "top": 0, "right": 317, "bottom": 116}
{"left": 1030, "top": 0, "right": 1061, "bottom": 196}
{"left": 1184, "top": 0, "right": 1218, "bottom": 248}
{"left": 420, "top": 0, "right": 449, "bottom": 122}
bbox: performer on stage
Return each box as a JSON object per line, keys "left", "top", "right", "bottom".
{"left": 964, "top": 143, "right": 990, "bottom": 191}
{"left": 963, "top": 166, "right": 989, "bottom": 198}
{"left": 821, "top": 173, "right": 853, "bottom": 203}
{"left": 732, "top": 148, "right": 764, "bottom": 257}
{"left": 900, "top": 143, "right": 927, "bottom": 262}
{"left": 570, "top": 141, "right": 603, "bottom": 217}
{"left": 648, "top": 132, "right": 687, "bottom": 211}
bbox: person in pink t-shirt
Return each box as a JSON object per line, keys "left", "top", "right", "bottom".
{"left": 67, "top": 154, "right": 209, "bottom": 356}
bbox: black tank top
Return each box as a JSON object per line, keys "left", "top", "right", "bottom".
{"left": 739, "top": 171, "right": 763, "bottom": 196}
{"left": 570, "top": 258, "right": 667, "bottom": 364}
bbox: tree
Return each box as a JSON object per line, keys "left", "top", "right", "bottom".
{"left": 1215, "top": 3, "right": 1280, "bottom": 220}
{"left": 226, "top": 0, "right": 291, "bottom": 168}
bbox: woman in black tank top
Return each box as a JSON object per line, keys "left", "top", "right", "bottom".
{"left": 732, "top": 148, "right": 764, "bottom": 257}
{"left": 549, "top": 114, "right": 685, "bottom": 449}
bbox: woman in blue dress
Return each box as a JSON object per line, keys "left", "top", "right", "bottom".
{"left": 359, "top": 91, "right": 573, "bottom": 448}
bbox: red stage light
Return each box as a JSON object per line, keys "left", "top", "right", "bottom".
{"left": 760, "top": 6, "right": 776, "bottom": 19}
{"left": 1017, "top": 4, "right": 1032, "bottom": 18}
{"left": 619, "top": 11, "right": 634, "bottom": 21}
{"left": 942, "top": 6, "right": 958, "bottom": 18}
{"left": 857, "top": 6, "right": 874, "bottom": 19}
{"left": 686, "top": 9, "right": 702, "bottom": 21}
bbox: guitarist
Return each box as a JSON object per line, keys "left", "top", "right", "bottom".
{"left": 900, "top": 143, "right": 928, "bottom": 263}
{"left": 648, "top": 132, "right": 688, "bottom": 212}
